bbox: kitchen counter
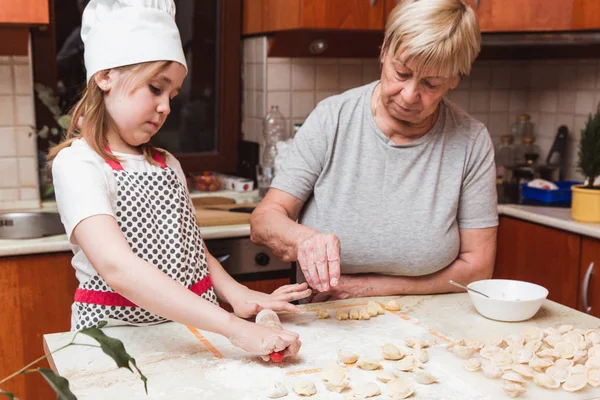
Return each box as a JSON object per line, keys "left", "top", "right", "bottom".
{"left": 43, "top": 293, "right": 600, "bottom": 399}
{"left": 498, "top": 204, "right": 600, "bottom": 239}
{"left": 4, "top": 204, "right": 600, "bottom": 257}
{"left": 0, "top": 190, "right": 256, "bottom": 257}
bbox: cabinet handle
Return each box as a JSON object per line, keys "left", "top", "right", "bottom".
{"left": 370, "top": 0, "right": 377, "bottom": 6}
{"left": 582, "top": 262, "right": 594, "bottom": 314}
{"left": 474, "top": 0, "right": 480, "bottom": 9}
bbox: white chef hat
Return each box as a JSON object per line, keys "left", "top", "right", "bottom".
{"left": 81, "top": 0, "right": 187, "bottom": 83}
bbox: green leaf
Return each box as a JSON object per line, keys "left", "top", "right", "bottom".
{"left": 38, "top": 369, "right": 76, "bottom": 400}
{"left": 0, "top": 390, "right": 17, "bottom": 400}
{"left": 78, "top": 327, "right": 148, "bottom": 393}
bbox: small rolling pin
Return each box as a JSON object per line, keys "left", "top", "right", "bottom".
{"left": 255, "top": 309, "right": 285, "bottom": 362}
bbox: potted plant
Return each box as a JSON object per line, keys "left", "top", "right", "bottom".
{"left": 572, "top": 102, "right": 600, "bottom": 222}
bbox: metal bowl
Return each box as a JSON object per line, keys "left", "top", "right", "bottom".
{"left": 0, "top": 212, "right": 65, "bottom": 239}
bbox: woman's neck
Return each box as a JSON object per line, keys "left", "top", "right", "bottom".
{"left": 371, "top": 84, "right": 439, "bottom": 145}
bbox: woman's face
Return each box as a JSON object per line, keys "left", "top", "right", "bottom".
{"left": 379, "top": 50, "right": 460, "bottom": 125}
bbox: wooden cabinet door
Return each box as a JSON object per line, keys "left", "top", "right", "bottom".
{"left": 495, "top": 216, "right": 581, "bottom": 308}
{"left": 0, "top": 252, "right": 78, "bottom": 400}
{"left": 301, "top": 0, "right": 385, "bottom": 30}
{"left": 579, "top": 237, "right": 600, "bottom": 317}
{"left": 243, "top": 0, "right": 301, "bottom": 35}
{"left": 243, "top": 0, "right": 384, "bottom": 34}
{"left": 471, "top": 0, "right": 573, "bottom": 32}
{"left": 571, "top": 0, "right": 600, "bottom": 30}
{"left": 0, "top": 0, "right": 49, "bottom": 24}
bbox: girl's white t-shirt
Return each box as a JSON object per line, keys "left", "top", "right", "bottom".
{"left": 52, "top": 139, "right": 191, "bottom": 327}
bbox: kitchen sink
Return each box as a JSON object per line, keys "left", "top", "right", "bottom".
{"left": 0, "top": 212, "right": 65, "bottom": 239}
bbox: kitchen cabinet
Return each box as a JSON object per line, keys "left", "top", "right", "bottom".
{"left": 468, "top": 0, "right": 573, "bottom": 32}
{"left": 495, "top": 216, "right": 581, "bottom": 308}
{"left": 0, "top": 252, "right": 77, "bottom": 400}
{"left": 243, "top": 0, "right": 385, "bottom": 35}
{"left": 385, "top": 0, "right": 600, "bottom": 33}
{"left": 0, "top": 0, "right": 49, "bottom": 24}
{"left": 572, "top": 0, "right": 600, "bottom": 30}
{"left": 579, "top": 237, "right": 600, "bottom": 318}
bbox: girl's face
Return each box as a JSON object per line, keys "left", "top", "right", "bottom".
{"left": 98, "top": 62, "right": 186, "bottom": 153}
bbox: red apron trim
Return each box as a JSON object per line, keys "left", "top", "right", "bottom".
{"left": 103, "top": 147, "right": 168, "bottom": 171}
{"left": 151, "top": 150, "right": 168, "bottom": 169}
{"left": 74, "top": 275, "right": 213, "bottom": 307}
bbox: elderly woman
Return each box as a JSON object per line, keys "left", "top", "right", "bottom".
{"left": 250, "top": 0, "right": 497, "bottom": 302}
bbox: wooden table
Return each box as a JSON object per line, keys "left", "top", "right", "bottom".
{"left": 43, "top": 294, "right": 600, "bottom": 399}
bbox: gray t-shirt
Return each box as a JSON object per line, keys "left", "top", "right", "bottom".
{"left": 271, "top": 81, "right": 498, "bottom": 277}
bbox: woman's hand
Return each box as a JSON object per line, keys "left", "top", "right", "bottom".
{"left": 227, "top": 318, "right": 302, "bottom": 360}
{"left": 296, "top": 232, "right": 341, "bottom": 292}
{"left": 307, "top": 275, "right": 371, "bottom": 303}
{"left": 231, "top": 283, "right": 312, "bottom": 319}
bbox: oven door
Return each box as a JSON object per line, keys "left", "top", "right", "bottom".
{"left": 205, "top": 237, "right": 292, "bottom": 282}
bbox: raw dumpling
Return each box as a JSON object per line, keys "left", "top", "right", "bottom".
{"left": 413, "top": 368, "right": 437, "bottom": 384}
{"left": 382, "top": 343, "right": 405, "bottom": 360}
{"left": 562, "top": 373, "right": 587, "bottom": 392}
{"left": 349, "top": 309, "right": 360, "bottom": 320}
{"left": 266, "top": 382, "right": 288, "bottom": 398}
{"left": 316, "top": 308, "right": 329, "bottom": 319}
{"left": 367, "top": 301, "right": 385, "bottom": 315}
{"left": 335, "top": 309, "right": 349, "bottom": 321}
{"left": 405, "top": 337, "right": 429, "bottom": 349}
{"left": 293, "top": 380, "right": 316, "bottom": 396}
{"left": 357, "top": 359, "right": 381, "bottom": 370}
{"left": 397, "top": 356, "right": 421, "bottom": 372}
{"left": 414, "top": 348, "right": 429, "bottom": 363}
{"left": 359, "top": 308, "right": 371, "bottom": 320}
{"left": 533, "top": 372, "right": 559, "bottom": 389}
{"left": 501, "top": 381, "right": 526, "bottom": 398}
{"left": 464, "top": 358, "right": 482, "bottom": 372}
{"left": 353, "top": 382, "right": 380, "bottom": 398}
{"left": 376, "top": 370, "right": 397, "bottom": 383}
{"left": 322, "top": 367, "right": 349, "bottom": 393}
{"left": 385, "top": 299, "right": 402, "bottom": 311}
{"left": 337, "top": 349, "right": 358, "bottom": 364}
{"left": 387, "top": 378, "right": 415, "bottom": 399}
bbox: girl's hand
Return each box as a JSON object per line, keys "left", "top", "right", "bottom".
{"left": 227, "top": 319, "right": 302, "bottom": 360}
{"left": 231, "top": 283, "right": 312, "bottom": 319}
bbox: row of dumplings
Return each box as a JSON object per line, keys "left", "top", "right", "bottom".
{"left": 447, "top": 325, "right": 600, "bottom": 397}
{"left": 266, "top": 335, "right": 435, "bottom": 398}
{"left": 314, "top": 299, "right": 404, "bottom": 321}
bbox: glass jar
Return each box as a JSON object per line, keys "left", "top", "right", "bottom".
{"left": 517, "top": 136, "right": 541, "bottom": 165}
{"left": 495, "top": 135, "right": 517, "bottom": 182}
{"left": 511, "top": 114, "right": 535, "bottom": 141}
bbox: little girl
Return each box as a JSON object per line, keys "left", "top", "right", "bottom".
{"left": 48, "top": 0, "right": 310, "bottom": 360}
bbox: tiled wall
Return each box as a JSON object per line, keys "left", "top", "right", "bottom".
{"left": 447, "top": 59, "right": 600, "bottom": 181}
{"left": 242, "top": 37, "right": 600, "bottom": 181}
{"left": 0, "top": 42, "right": 40, "bottom": 210}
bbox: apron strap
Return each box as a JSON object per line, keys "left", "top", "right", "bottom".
{"left": 74, "top": 275, "right": 213, "bottom": 307}
{"left": 103, "top": 146, "right": 168, "bottom": 171}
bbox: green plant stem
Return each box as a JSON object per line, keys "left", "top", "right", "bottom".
{"left": 0, "top": 344, "right": 69, "bottom": 386}
{"left": 0, "top": 339, "right": 101, "bottom": 386}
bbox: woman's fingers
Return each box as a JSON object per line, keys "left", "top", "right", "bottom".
{"left": 325, "top": 235, "right": 341, "bottom": 287}
{"left": 313, "top": 240, "right": 330, "bottom": 292}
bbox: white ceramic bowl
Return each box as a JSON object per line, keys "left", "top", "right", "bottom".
{"left": 467, "top": 279, "right": 549, "bottom": 322}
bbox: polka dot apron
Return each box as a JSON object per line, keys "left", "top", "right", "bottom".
{"left": 72, "top": 149, "right": 218, "bottom": 330}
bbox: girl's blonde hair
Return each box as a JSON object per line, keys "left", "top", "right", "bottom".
{"left": 47, "top": 61, "right": 172, "bottom": 167}
{"left": 381, "top": 0, "right": 481, "bottom": 78}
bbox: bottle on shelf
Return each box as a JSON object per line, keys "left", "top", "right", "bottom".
{"left": 257, "top": 105, "right": 288, "bottom": 199}
{"left": 495, "top": 134, "right": 517, "bottom": 182}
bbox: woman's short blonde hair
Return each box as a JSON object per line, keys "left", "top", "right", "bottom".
{"left": 380, "top": 0, "right": 481, "bottom": 78}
